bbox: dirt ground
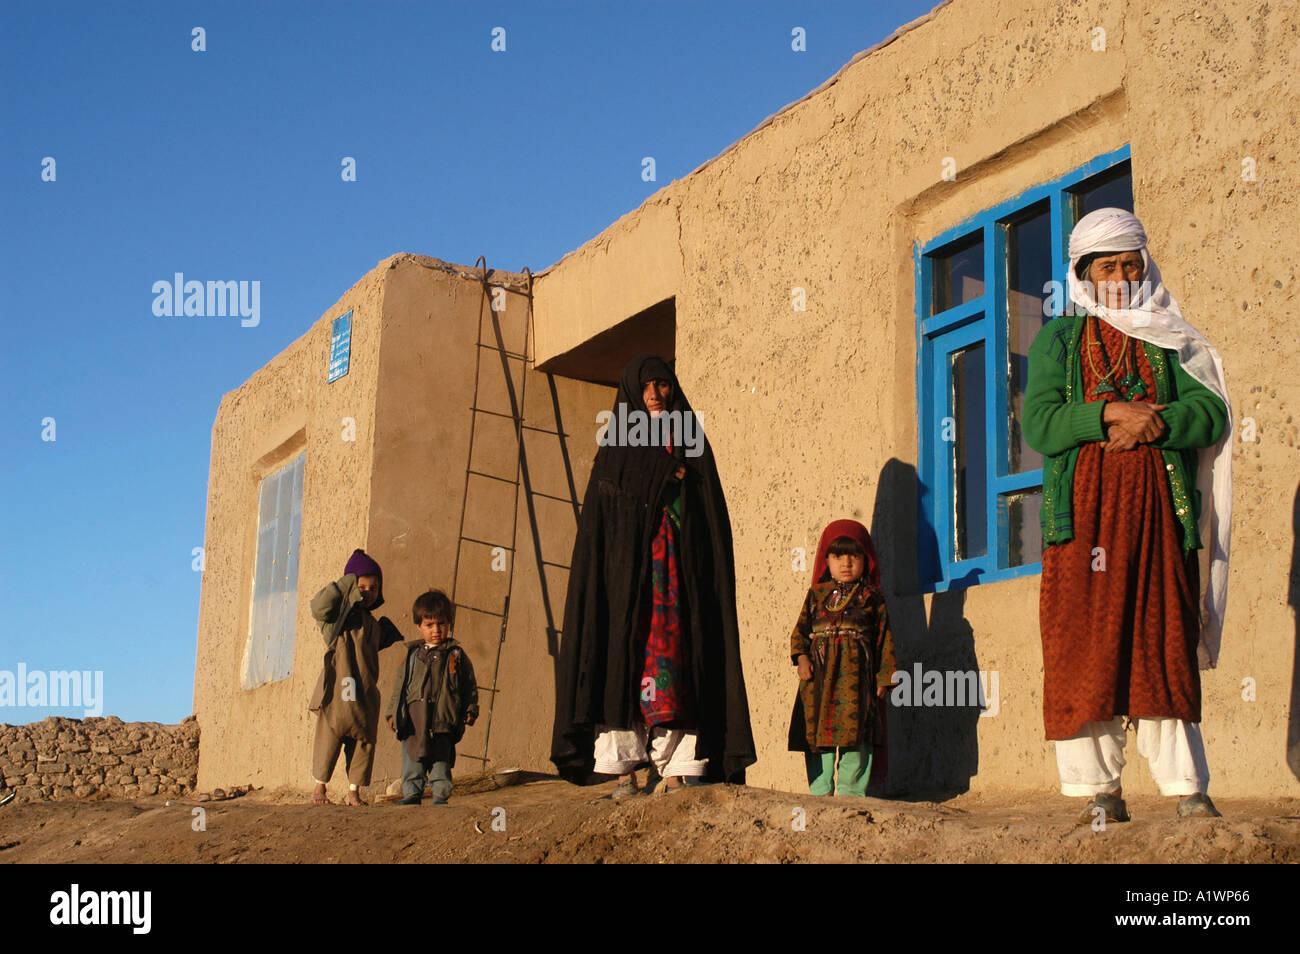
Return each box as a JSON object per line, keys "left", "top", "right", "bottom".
{"left": 3, "top": 773, "right": 1298, "bottom": 864}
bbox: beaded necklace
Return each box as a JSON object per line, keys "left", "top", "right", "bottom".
{"left": 824, "top": 580, "right": 861, "bottom": 613}
{"left": 1085, "top": 315, "right": 1148, "bottom": 402}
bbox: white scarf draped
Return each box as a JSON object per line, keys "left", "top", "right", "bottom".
{"left": 1065, "top": 208, "right": 1233, "bottom": 669}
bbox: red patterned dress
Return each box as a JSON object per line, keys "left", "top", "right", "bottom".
{"left": 637, "top": 473, "right": 692, "bottom": 726}
{"left": 1039, "top": 317, "right": 1201, "bottom": 740}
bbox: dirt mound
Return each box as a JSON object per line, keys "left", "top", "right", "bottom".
{"left": 2, "top": 775, "right": 1297, "bottom": 864}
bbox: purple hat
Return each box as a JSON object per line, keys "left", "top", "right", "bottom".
{"left": 344, "top": 549, "right": 384, "bottom": 608}
{"left": 344, "top": 548, "right": 382, "bottom": 580}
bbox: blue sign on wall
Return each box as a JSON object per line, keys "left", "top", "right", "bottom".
{"left": 328, "top": 310, "right": 352, "bottom": 383}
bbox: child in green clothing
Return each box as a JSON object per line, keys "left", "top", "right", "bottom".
{"left": 787, "top": 519, "right": 895, "bottom": 796}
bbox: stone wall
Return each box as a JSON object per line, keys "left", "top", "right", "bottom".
{"left": 0, "top": 716, "right": 199, "bottom": 802}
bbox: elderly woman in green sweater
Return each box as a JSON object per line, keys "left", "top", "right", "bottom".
{"left": 1024, "top": 208, "right": 1232, "bottom": 823}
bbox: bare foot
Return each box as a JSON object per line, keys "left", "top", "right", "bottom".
{"left": 346, "top": 789, "right": 364, "bottom": 806}
{"left": 311, "top": 783, "right": 328, "bottom": 805}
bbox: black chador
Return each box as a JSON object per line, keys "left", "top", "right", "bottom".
{"left": 550, "top": 355, "right": 757, "bottom": 783}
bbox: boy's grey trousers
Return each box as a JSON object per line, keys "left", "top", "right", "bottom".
{"left": 401, "top": 734, "right": 455, "bottom": 801}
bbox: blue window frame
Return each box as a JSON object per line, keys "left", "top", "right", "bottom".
{"left": 916, "top": 145, "right": 1133, "bottom": 591}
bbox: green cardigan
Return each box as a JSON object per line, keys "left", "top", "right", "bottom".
{"left": 1023, "top": 315, "right": 1227, "bottom": 551}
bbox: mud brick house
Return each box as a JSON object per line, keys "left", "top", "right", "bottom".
{"left": 195, "top": 0, "right": 1300, "bottom": 797}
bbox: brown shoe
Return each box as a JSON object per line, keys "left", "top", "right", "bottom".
{"left": 1079, "top": 792, "right": 1130, "bottom": 825}
{"left": 609, "top": 776, "right": 642, "bottom": 800}
{"left": 1177, "top": 793, "right": 1221, "bottom": 818}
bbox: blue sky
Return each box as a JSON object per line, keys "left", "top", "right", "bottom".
{"left": 0, "top": 0, "right": 939, "bottom": 724}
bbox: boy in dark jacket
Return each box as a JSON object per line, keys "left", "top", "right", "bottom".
{"left": 385, "top": 590, "right": 478, "bottom": 805}
{"left": 308, "top": 548, "right": 404, "bottom": 805}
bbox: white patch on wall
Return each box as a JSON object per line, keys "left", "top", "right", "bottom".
{"left": 240, "top": 451, "right": 306, "bottom": 689}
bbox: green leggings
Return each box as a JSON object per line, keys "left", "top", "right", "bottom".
{"left": 805, "top": 743, "right": 872, "bottom": 797}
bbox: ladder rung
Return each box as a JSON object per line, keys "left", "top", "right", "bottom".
{"left": 457, "top": 603, "right": 506, "bottom": 618}
{"left": 520, "top": 424, "right": 566, "bottom": 436}
{"left": 526, "top": 489, "right": 575, "bottom": 504}
{"left": 469, "top": 406, "right": 524, "bottom": 423}
{"left": 541, "top": 560, "right": 570, "bottom": 570}
{"left": 459, "top": 537, "right": 514, "bottom": 552}
{"left": 466, "top": 468, "right": 520, "bottom": 487}
{"left": 464, "top": 414, "right": 562, "bottom": 437}
{"left": 476, "top": 342, "right": 528, "bottom": 361}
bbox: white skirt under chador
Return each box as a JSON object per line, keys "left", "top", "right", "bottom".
{"left": 593, "top": 723, "right": 708, "bottom": 777}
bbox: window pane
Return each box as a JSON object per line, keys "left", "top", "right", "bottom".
{"left": 931, "top": 234, "right": 985, "bottom": 315}
{"left": 951, "top": 343, "right": 987, "bottom": 560}
{"left": 274, "top": 455, "right": 305, "bottom": 680}
{"left": 1072, "top": 161, "right": 1133, "bottom": 218}
{"left": 1003, "top": 488, "right": 1043, "bottom": 567}
{"left": 243, "top": 451, "right": 305, "bottom": 689}
{"left": 1005, "top": 203, "right": 1051, "bottom": 473}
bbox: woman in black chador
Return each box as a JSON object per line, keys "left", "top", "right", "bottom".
{"left": 551, "top": 355, "right": 756, "bottom": 793}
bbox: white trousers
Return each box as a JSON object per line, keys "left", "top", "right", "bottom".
{"left": 593, "top": 723, "right": 708, "bottom": 777}
{"left": 1054, "top": 718, "right": 1210, "bottom": 797}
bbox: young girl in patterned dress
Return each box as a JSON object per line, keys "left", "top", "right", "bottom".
{"left": 787, "top": 520, "right": 896, "bottom": 796}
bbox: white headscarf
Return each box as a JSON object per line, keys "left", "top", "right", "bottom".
{"left": 1066, "top": 208, "right": 1233, "bottom": 668}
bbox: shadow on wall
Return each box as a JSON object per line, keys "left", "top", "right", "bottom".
{"left": 1288, "top": 481, "right": 1300, "bottom": 782}
{"left": 871, "top": 457, "right": 982, "bottom": 798}
{"left": 530, "top": 373, "right": 582, "bottom": 680}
